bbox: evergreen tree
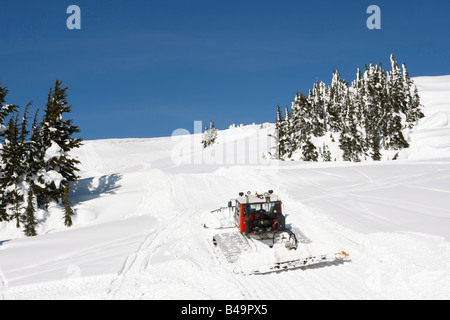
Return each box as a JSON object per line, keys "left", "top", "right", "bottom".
{"left": 402, "top": 63, "right": 425, "bottom": 128}
{"left": 362, "top": 62, "right": 387, "bottom": 160}
{"left": 0, "top": 114, "right": 25, "bottom": 224}
{"left": 301, "top": 137, "right": 318, "bottom": 162}
{"left": 0, "top": 84, "right": 19, "bottom": 137}
{"left": 339, "top": 88, "right": 365, "bottom": 162}
{"left": 23, "top": 188, "right": 37, "bottom": 237}
{"left": 408, "top": 85, "right": 424, "bottom": 127}
{"left": 328, "top": 70, "right": 348, "bottom": 133}
{"left": 271, "top": 105, "right": 288, "bottom": 160}
{"left": 202, "top": 121, "right": 218, "bottom": 148}
{"left": 291, "top": 92, "right": 313, "bottom": 157}
{"left": 0, "top": 84, "right": 21, "bottom": 221}
{"left": 321, "top": 143, "right": 332, "bottom": 162}
{"left": 18, "top": 103, "right": 32, "bottom": 176}
{"left": 370, "top": 129, "right": 382, "bottom": 161}
{"left": 384, "top": 55, "right": 409, "bottom": 150}
{"left": 282, "top": 105, "right": 295, "bottom": 157}
{"left": 309, "top": 82, "right": 327, "bottom": 136}
{"left": 0, "top": 84, "right": 17, "bottom": 221}
{"left": 351, "top": 68, "right": 369, "bottom": 157}
{"left": 0, "top": 80, "right": 83, "bottom": 235}
{"left": 27, "top": 109, "right": 47, "bottom": 207}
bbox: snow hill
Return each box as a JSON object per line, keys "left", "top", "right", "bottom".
{"left": 0, "top": 76, "right": 450, "bottom": 300}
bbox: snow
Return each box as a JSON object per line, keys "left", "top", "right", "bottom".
{"left": 407, "top": 75, "right": 450, "bottom": 160}
{"left": 1, "top": 76, "right": 450, "bottom": 299}
{"left": 44, "top": 141, "right": 64, "bottom": 163}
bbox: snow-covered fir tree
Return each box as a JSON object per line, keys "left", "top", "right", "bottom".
{"left": 40, "top": 80, "right": 83, "bottom": 207}
{"left": 401, "top": 63, "right": 425, "bottom": 129}
{"left": 0, "top": 80, "right": 83, "bottom": 235}
{"left": 301, "top": 137, "right": 318, "bottom": 162}
{"left": 282, "top": 105, "right": 296, "bottom": 157}
{"left": 202, "top": 121, "right": 218, "bottom": 148}
{"left": 0, "top": 115, "right": 20, "bottom": 222}
{"left": 270, "top": 105, "right": 288, "bottom": 160}
{"left": 0, "top": 110, "right": 30, "bottom": 226}
{"left": 328, "top": 70, "right": 348, "bottom": 133}
{"left": 290, "top": 92, "right": 314, "bottom": 159}
{"left": 0, "top": 84, "right": 19, "bottom": 221}
{"left": 23, "top": 188, "right": 37, "bottom": 237}
{"left": 321, "top": 143, "right": 332, "bottom": 162}
{"left": 27, "top": 108, "right": 47, "bottom": 207}
{"left": 383, "top": 55, "right": 409, "bottom": 150}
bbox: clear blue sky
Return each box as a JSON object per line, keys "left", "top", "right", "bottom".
{"left": 1, "top": 0, "right": 449, "bottom": 140}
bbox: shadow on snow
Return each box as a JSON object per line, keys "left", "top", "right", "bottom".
{"left": 70, "top": 174, "right": 122, "bottom": 206}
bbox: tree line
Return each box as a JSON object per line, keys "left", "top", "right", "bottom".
{"left": 271, "top": 55, "right": 424, "bottom": 162}
{"left": 0, "top": 80, "right": 82, "bottom": 236}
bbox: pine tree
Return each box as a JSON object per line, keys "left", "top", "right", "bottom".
{"left": 384, "top": 55, "right": 409, "bottom": 150}
{"left": 0, "top": 84, "right": 21, "bottom": 221}
{"left": 363, "top": 62, "right": 387, "bottom": 160}
{"left": 23, "top": 188, "right": 37, "bottom": 237}
{"left": 0, "top": 114, "right": 25, "bottom": 224}
{"left": 328, "top": 70, "right": 348, "bottom": 133}
{"left": 282, "top": 105, "right": 295, "bottom": 157}
{"left": 18, "top": 103, "right": 32, "bottom": 176}
{"left": 402, "top": 63, "right": 425, "bottom": 128}
{"left": 321, "top": 143, "right": 332, "bottom": 162}
{"left": 339, "top": 88, "right": 365, "bottom": 162}
{"left": 0, "top": 80, "right": 83, "bottom": 234}
{"left": 371, "top": 129, "right": 382, "bottom": 161}
{"left": 27, "top": 108, "right": 48, "bottom": 208}
{"left": 291, "top": 92, "right": 314, "bottom": 157}
{"left": 40, "top": 80, "right": 83, "bottom": 203}
{"left": 301, "top": 137, "right": 318, "bottom": 162}
{"left": 0, "top": 84, "right": 17, "bottom": 221}
{"left": 0, "top": 84, "right": 19, "bottom": 137}
{"left": 202, "top": 121, "right": 218, "bottom": 148}
{"left": 273, "top": 54, "right": 423, "bottom": 163}
{"left": 309, "top": 82, "right": 327, "bottom": 136}
{"left": 271, "top": 105, "right": 288, "bottom": 160}
{"left": 408, "top": 85, "right": 425, "bottom": 127}
{"left": 62, "top": 186, "right": 75, "bottom": 227}
{"left": 351, "top": 68, "right": 369, "bottom": 157}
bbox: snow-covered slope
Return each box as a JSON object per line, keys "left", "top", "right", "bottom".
{"left": 0, "top": 76, "right": 450, "bottom": 300}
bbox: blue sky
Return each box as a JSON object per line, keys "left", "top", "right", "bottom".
{"left": 1, "top": 0, "right": 449, "bottom": 140}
